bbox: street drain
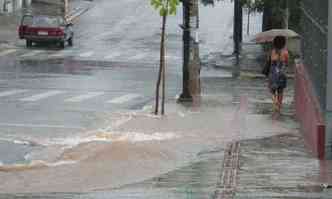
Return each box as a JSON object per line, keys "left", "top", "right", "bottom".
{"left": 214, "top": 142, "right": 240, "bottom": 199}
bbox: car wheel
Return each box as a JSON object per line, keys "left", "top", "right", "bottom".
{"left": 68, "top": 37, "right": 73, "bottom": 46}
{"left": 26, "top": 40, "right": 32, "bottom": 48}
{"left": 59, "top": 41, "right": 65, "bottom": 49}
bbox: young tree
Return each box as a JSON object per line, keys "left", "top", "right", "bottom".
{"left": 150, "top": 0, "right": 179, "bottom": 115}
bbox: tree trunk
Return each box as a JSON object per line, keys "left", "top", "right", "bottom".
{"left": 247, "top": 7, "right": 250, "bottom": 35}
{"left": 284, "top": 6, "right": 289, "bottom": 29}
{"left": 3, "top": 0, "right": 6, "bottom": 12}
{"left": 161, "top": 14, "right": 167, "bottom": 115}
{"left": 155, "top": 14, "right": 167, "bottom": 115}
{"left": 262, "top": 5, "right": 272, "bottom": 31}
{"left": 239, "top": 3, "right": 243, "bottom": 43}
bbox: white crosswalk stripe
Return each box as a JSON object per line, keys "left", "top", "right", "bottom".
{"left": 166, "top": 55, "right": 181, "bottom": 60}
{"left": 20, "top": 90, "right": 65, "bottom": 102}
{"left": 0, "top": 49, "right": 17, "bottom": 57}
{"left": 104, "top": 52, "right": 122, "bottom": 60}
{"left": 130, "top": 52, "right": 147, "bottom": 60}
{"left": 49, "top": 50, "right": 73, "bottom": 58}
{"left": 79, "top": 51, "right": 94, "bottom": 58}
{"left": 20, "top": 50, "right": 42, "bottom": 58}
{"left": 65, "top": 92, "right": 105, "bottom": 102}
{"left": 96, "top": 31, "right": 113, "bottom": 39}
{"left": 0, "top": 89, "right": 146, "bottom": 105}
{"left": 107, "top": 94, "right": 142, "bottom": 104}
{"left": 0, "top": 89, "right": 28, "bottom": 97}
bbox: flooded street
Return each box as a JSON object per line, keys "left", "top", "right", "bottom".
{"left": 0, "top": 75, "right": 299, "bottom": 194}
{"left": 1, "top": 0, "right": 331, "bottom": 198}
{"left": 0, "top": 0, "right": 237, "bottom": 170}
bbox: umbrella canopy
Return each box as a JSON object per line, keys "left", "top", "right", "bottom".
{"left": 252, "top": 29, "right": 300, "bottom": 43}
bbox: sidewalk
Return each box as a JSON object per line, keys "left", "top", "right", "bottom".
{"left": 87, "top": 42, "right": 330, "bottom": 197}
{"left": 106, "top": 81, "right": 332, "bottom": 198}
{"left": 0, "top": 12, "right": 20, "bottom": 47}
{"left": 203, "top": 10, "right": 294, "bottom": 79}
{"left": 48, "top": 73, "right": 332, "bottom": 198}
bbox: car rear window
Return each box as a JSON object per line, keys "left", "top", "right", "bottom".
{"left": 31, "top": 16, "right": 63, "bottom": 28}
{"left": 22, "top": 15, "right": 33, "bottom": 26}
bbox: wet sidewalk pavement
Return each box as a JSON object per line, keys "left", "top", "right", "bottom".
{"left": 99, "top": 79, "right": 332, "bottom": 199}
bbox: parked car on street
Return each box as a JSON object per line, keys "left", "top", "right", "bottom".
{"left": 18, "top": 15, "right": 74, "bottom": 48}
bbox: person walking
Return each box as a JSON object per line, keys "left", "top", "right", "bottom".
{"left": 266, "top": 36, "right": 289, "bottom": 114}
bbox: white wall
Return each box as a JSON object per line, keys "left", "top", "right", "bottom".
{"left": 14, "top": 0, "right": 23, "bottom": 10}
{"left": 0, "top": 0, "right": 4, "bottom": 13}
{"left": 0, "top": 0, "right": 26, "bottom": 13}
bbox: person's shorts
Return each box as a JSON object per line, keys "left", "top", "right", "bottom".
{"left": 268, "top": 79, "right": 284, "bottom": 94}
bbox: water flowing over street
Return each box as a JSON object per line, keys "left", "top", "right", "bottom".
{"left": 1, "top": 0, "right": 332, "bottom": 198}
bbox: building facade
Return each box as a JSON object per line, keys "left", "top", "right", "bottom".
{"left": 326, "top": 0, "right": 332, "bottom": 159}
{"left": 0, "top": 0, "right": 31, "bottom": 13}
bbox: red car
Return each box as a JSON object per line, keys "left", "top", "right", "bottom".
{"left": 18, "top": 15, "right": 74, "bottom": 48}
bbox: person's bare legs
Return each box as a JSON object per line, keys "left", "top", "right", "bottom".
{"left": 277, "top": 90, "right": 284, "bottom": 113}
{"left": 272, "top": 91, "right": 278, "bottom": 113}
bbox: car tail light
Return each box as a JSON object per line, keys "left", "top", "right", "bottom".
{"left": 27, "top": 28, "right": 36, "bottom": 35}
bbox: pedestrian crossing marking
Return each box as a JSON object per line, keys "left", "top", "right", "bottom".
{"left": 0, "top": 122, "right": 84, "bottom": 130}
{"left": 96, "top": 31, "right": 113, "bottom": 39}
{"left": 0, "top": 89, "right": 145, "bottom": 105}
{"left": 49, "top": 50, "right": 73, "bottom": 57}
{"left": 20, "top": 50, "right": 42, "bottom": 58}
{"left": 104, "top": 52, "right": 122, "bottom": 60}
{"left": 165, "top": 55, "right": 181, "bottom": 60}
{"left": 130, "top": 52, "right": 147, "bottom": 60}
{"left": 0, "top": 89, "right": 28, "bottom": 97}
{"left": 0, "top": 47, "right": 177, "bottom": 63}
{"left": 20, "top": 90, "right": 65, "bottom": 102}
{"left": 107, "top": 94, "right": 141, "bottom": 104}
{"left": 0, "top": 49, "right": 17, "bottom": 57}
{"left": 65, "top": 92, "right": 105, "bottom": 102}
{"left": 79, "top": 51, "right": 94, "bottom": 58}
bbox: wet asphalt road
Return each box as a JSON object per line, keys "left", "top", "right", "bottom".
{"left": 0, "top": 0, "right": 240, "bottom": 196}
{"left": 0, "top": 0, "right": 234, "bottom": 164}
{"left": 0, "top": 0, "right": 186, "bottom": 164}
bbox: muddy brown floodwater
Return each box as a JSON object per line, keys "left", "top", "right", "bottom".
{"left": 0, "top": 90, "right": 297, "bottom": 193}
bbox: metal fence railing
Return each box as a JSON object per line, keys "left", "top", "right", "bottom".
{"left": 299, "top": 0, "right": 328, "bottom": 110}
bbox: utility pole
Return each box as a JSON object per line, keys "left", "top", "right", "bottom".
{"left": 247, "top": 5, "right": 250, "bottom": 35}
{"left": 65, "top": 0, "right": 69, "bottom": 16}
{"left": 239, "top": 0, "right": 243, "bottom": 43}
{"left": 233, "top": 0, "right": 240, "bottom": 55}
{"left": 233, "top": 0, "right": 242, "bottom": 77}
{"left": 178, "top": 0, "right": 193, "bottom": 102}
{"left": 60, "top": 0, "right": 69, "bottom": 19}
